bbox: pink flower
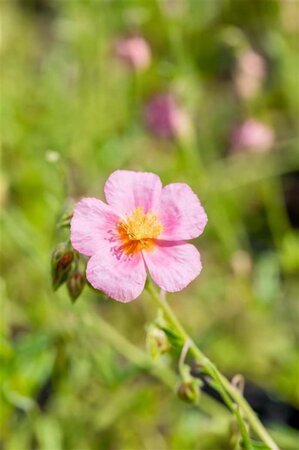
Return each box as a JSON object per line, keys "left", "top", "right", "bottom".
{"left": 231, "top": 119, "right": 274, "bottom": 153}
{"left": 234, "top": 50, "right": 266, "bottom": 99}
{"left": 71, "top": 170, "right": 207, "bottom": 302}
{"left": 144, "top": 93, "right": 191, "bottom": 139}
{"left": 115, "top": 36, "right": 151, "bottom": 71}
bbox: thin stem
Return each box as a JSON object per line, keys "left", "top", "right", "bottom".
{"left": 178, "top": 339, "right": 191, "bottom": 376}
{"left": 147, "top": 281, "right": 280, "bottom": 450}
{"left": 207, "top": 363, "right": 251, "bottom": 450}
{"left": 80, "top": 309, "right": 230, "bottom": 420}
{"left": 82, "top": 312, "right": 174, "bottom": 389}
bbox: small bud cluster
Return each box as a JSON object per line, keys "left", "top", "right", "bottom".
{"left": 51, "top": 242, "right": 86, "bottom": 302}
{"left": 51, "top": 205, "right": 86, "bottom": 303}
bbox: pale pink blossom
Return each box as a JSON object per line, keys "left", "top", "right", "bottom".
{"left": 144, "top": 93, "right": 191, "bottom": 139}
{"left": 71, "top": 170, "right": 207, "bottom": 302}
{"left": 115, "top": 36, "right": 151, "bottom": 71}
{"left": 231, "top": 119, "right": 274, "bottom": 153}
{"left": 234, "top": 50, "right": 266, "bottom": 99}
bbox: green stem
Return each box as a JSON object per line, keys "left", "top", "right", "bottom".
{"left": 80, "top": 309, "right": 230, "bottom": 421}
{"left": 147, "top": 281, "right": 280, "bottom": 450}
{"left": 82, "top": 312, "right": 174, "bottom": 389}
{"left": 209, "top": 364, "right": 252, "bottom": 450}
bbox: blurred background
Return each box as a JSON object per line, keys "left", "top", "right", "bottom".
{"left": 1, "top": 0, "right": 299, "bottom": 449}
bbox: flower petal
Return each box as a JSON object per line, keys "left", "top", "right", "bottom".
{"left": 104, "top": 170, "right": 162, "bottom": 216}
{"left": 86, "top": 240, "right": 147, "bottom": 302}
{"left": 71, "top": 198, "right": 120, "bottom": 256}
{"left": 158, "top": 183, "right": 207, "bottom": 240}
{"left": 143, "top": 241, "right": 202, "bottom": 292}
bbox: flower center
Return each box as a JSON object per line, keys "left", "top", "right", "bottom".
{"left": 117, "top": 207, "right": 163, "bottom": 255}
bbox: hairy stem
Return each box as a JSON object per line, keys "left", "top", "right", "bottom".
{"left": 146, "top": 281, "right": 280, "bottom": 450}
{"left": 80, "top": 310, "right": 229, "bottom": 420}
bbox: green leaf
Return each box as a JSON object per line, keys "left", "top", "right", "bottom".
{"left": 160, "top": 326, "right": 184, "bottom": 349}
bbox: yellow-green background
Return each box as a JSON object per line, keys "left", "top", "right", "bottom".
{"left": 1, "top": 1, "right": 299, "bottom": 449}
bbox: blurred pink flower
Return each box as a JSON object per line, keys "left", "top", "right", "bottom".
{"left": 234, "top": 50, "right": 266, "bottom": 99}
{"left": 144, "top": 93, "right": 191, "bottom": 139}
{"left": 231, "top": 119, "right": 275, "bottom": 153}
{"left": 115, "top": 36, "right": 151, "bottom": 71}
{"left": 71, "top": 170, "right": 207, "bottom": 302}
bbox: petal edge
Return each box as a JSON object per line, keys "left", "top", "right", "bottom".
{"left": 70, "top": 197, "right": 120, "bottom": 256}
{"left": 87, "top": 240, "right": 147, "bottom": 302}
{"left": 158, "top": 183, "right": 207, "bottom": 241}
{"left": 104, "top": 170, "right": 162, "bottom": 216}
{"left": 143, "top": 241, "right": 202, "bottom": 292}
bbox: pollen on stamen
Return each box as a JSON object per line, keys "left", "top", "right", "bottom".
{"left": 117, "top": 207, "right": 163, "bottom": 255}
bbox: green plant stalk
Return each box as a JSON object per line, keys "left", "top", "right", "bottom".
{"left": 81, "top": 310, "right": 230, "bottom": 421}
{"left": 178, "top": 341, "right": 251, "bottom": 449}
{"left": 146, "top": 281, "right": 280, "bottom": 450}
{"left": 208, "top": 363, "right": 252, "bottom": 450}
{"left": 82, "top": 312, "right": 174, "bottom": 388}
{"left": 148, "top": 285, "right": 250, "bottom": 450}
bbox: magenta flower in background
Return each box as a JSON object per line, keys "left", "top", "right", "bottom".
{"left": 71, "top": 170, "right": 207, "bottom": 302}
{"left": 231, "top": 119, "right": 275, "bottom": 153}
{"left": 115, "top": 36, "right": 151, "bottom": 71}
{"left": 144, "top": 93, "right": 191, "bottom": 139}
{"left": 234, "top": 49, "right": 266, "bottom": 99}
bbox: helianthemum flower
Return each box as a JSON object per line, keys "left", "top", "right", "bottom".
{"left": 70, "top": 171, "right": 207, "bottom": 302}
{"left": 144, "top": 93, "right": 191, "bottom": 139}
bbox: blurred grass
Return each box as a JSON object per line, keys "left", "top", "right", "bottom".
{"left": 1, "top": 0, "right": 299, "bottom": 449}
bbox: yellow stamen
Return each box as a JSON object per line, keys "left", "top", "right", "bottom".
{"left": 117, "top": 207, "right": 163, "bottom": 255}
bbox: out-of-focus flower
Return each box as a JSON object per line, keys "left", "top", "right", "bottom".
{"left": 71, "top": 170, "right": 207, "bottom": 302}
{"left": 231, "top": 119, "right": 275, "bottom": 153}
{"left": 144, "top": 93, "right": 191, "bottom": 139}
{"left": 234, "top": 49, "right": 266, "bottom": 99}
{"left": 114, "top": 36, "right": 151, "bottom": 71}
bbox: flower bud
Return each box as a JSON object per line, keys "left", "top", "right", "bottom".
{"left": 67, "top": 270, "right": 86, "bottom": 303}
{"left": 177, "top": 379, "right": 201, "bottom": 404}
{"left": 51, "top": 242, "right": 74, "bottom": 291}
{"left": 146, "top": 325, "right": 170, "bottom": 360}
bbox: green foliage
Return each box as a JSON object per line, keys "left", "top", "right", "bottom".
{"left": 1, "top": 0, "right": 299, "bottom": 449}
